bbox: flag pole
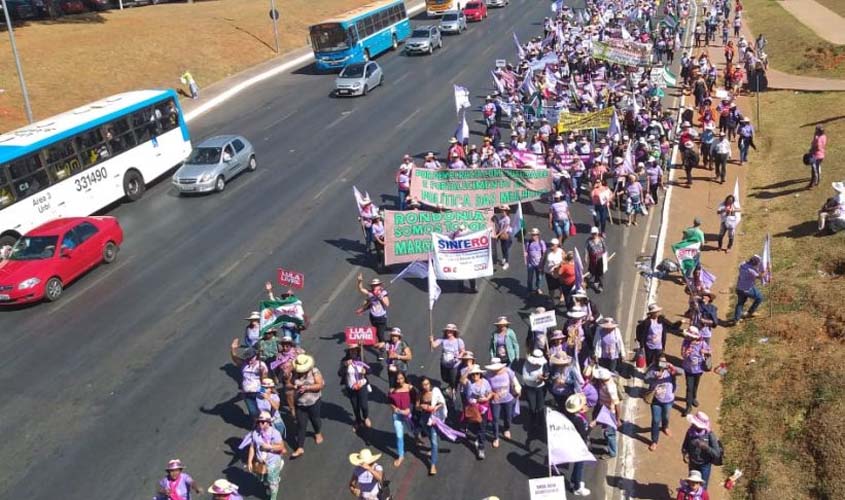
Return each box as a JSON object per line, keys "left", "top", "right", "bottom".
{"left": 546, "top": 407, "right": 553, "bottom": 477}
{"left": 519, "top": 201, "right": 527, "bottom": 266}
{"left": 429, "top": 307, "right": 434, "bottom": 352}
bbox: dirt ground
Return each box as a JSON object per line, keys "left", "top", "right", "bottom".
{"left": 814, "top": 0, "right": 845, "bottom": 18}
{"left": 0, "top": 0, "right": 373, "bottom": 129}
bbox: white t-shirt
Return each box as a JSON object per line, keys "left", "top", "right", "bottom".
{"left": 354, "top": 464, "right": 383, "bottom": 499}
{"left": 545, "top": 248, "right": 564, "bottom": 274}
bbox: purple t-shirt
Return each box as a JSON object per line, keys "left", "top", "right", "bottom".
{"left": 158, "top": 473, "right": 194, "bottom": 500}
{"left": 647, "top": 368, "right": 675, "bottom": 404}
{"left": 626, "top": 181, "right": 643, "bottom": 199}
{"left": 464, "top": 378, "right": 492, "bottom": 402}
{"left": 645, "top": 320, "right": 664, "bottom": 350}
{"left": 525, "top": 240, "right": 546, "bottom": 267}
{"left": 646, "top": 165, "right": 662, "bottom": 186}
{"left": 681, "top": 339, "right": 709, "bottom": 374}
{"left": 486, "top": 370, "right": 515, "bottom": 404}
{"left": 550, "top": 201, "right": 570, "bottom": 221}
{"left": 438, "top": 337, "right": 465, "bottom": 367}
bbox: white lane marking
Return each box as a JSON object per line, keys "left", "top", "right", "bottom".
{"left": 460, "top": 278, "right": 488, "bottom": 332}
{"left": 264, "top": 109, "right": 298, "bottom": 129}
{"left": 174, "top": 252, "right": 252, "bottom": 314}
{"left": 49, "top": 255, "right": 136, "bottom": 314}
{"left": 393, "top": 72, "right": 411, "bottom": 86}
{"left": 182, "top": 0, "right": 427, "bottom": 123}
{"left": 313, "top": 163, "right": 357, "bottom": 200}
{"left": 396, "top": 107, "right": 422, "bottom": 129}
{"left": 326, "top": 110, "right": 355, "bottom": 129}
{"left": 311, "top": 268, "right": 360, "bottom": 324}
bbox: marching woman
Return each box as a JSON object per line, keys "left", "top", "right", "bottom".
{"left": 377, "top": 328, "right": 412, "bottom": 387}
{"left": 207, "top": 479, "right": 243, "bottom": 500}
{"left": 522, "top": 349, "right": 549, "bottom": 433}
{"left": 680, "top": 327, "right": 711, "bottom": 417}
{"left": 341, "top": 345, "right": 372, "bottom": 431}
{"left": 635, "top": 303, "right": 677, "bottom": 366}
{"left": 230, "top": 339, "right": 268, "bottom": 423}
{"left": 416, "top": 376, "right": 456, "bottom": 476}
{"left": 485, "top": 358, "right": 521, "bottom": 448}
{"left": 256, "top": 378, "right": 286, "bottom": 438}
{"left": 429, "top": 323, "right": 466, "bottom": 400}
{"left": 348, "top": 448, "right": 385, "bottom": 500}
{"left": 489, "top": 316, "right": 520, "bottom": 367}
{"left": 644, "top": 354, "right": 679, "bottom": 451}
{"left": 548, "top": 352, "right": 581, "bottom": 411}
{"left": 288, "top": 354, "right": 325, "bottom": 458}
{"left": 388, "top": 371, "right": 416, "bottom": 468}
{"left": 270, "top": 335, "right": 305, "bottom": 414}
{"left": 463, "top": 365, "right": 493, "bottom": 460}
{"left": 563, "top": 394, "right": 593, "bottom": 497}
{"left": 156, "top": 459, "right": 202, "bottom": 500}
{"left": 243, "top": 411, "right": 287, "bottom": 500}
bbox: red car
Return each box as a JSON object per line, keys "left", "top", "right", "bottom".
{"left": 463, "top": 0, "right": 487, "bottom": 21}
{"left": 0, "top": 217, "right": 124, "bottom": 304}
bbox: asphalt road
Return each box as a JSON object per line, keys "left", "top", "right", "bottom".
{"left": 0, "top": 1, "right": 664, "bottom": 498}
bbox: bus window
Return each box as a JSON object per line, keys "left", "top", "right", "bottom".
{"left": 108, "top": 117, "right": 137, "bottom": 154}
{"left": 157, "top": 99, "right": 179, "bottom": 132}
{"left": 75, "top": 128, "right": 105, "bottom": 168}
{"left": 45, "top": 139, "right": 81, "bottom": 182}
{"left": 132, "top": 107, "right": 154, "bottom": 143}
{"left": 11, "top": 168, "right": 49, "bottom": 200}
{"left": 0, "top": 180, "right": 14, "bottom": 209}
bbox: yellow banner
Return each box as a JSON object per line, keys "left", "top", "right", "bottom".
{"left": 556, "top": 107, "right": 614, "bottom": 133}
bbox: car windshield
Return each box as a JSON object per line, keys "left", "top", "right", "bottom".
{"left": 186, "top": 147, "right": 222, "bottom": 164}
{"left": 412, "top": 29, "right": 431, "bottom": 38}
{"left": 340, "top": 63, "right": 366, "bottom": 78}
{"left": 466, "top": 2, "right": 480, "bottom": 8}
{"left": 9, "top": 235, "right": 58, "bottom": 261}
{"left": 442, "top": 13, "right": 458, "bottom": 21}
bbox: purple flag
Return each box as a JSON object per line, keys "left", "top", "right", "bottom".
{"left": 597, "top": 405, "right": 617, "bottom": 430}
{"left": 574, "top": 247, "right": 585, "bottom": 289}
{"left": 431, "top": 416, "right": 467, "bottom": 442}
{"left": 700, "top": 267, "right": 717, "bottom": 290}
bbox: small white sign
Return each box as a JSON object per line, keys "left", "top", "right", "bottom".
{"left": 496, "top": 59, "right": 508, "bottom": 68}
{"left": 529, "top": 476, "right": 567, "bottom": 500}
{"left": 530, "top": 310, "right": 558, "bottom": 331}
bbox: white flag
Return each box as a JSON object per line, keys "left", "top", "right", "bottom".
{"left": 456, "top": 110, "right": 469, "bottom": 144}
{"left": 353, "top": 185, "right": 370, "bottom": 216}
{"left": 513, "top": 32, "right": 525, "bottom": 60}
{"left": 454, "top": 85, "right": 471, "bottom": 115}
{"left": 732, "top": 178, "right": 743, "bottom": 225}
{"left": 608, "top": 109, "right": 621, "bottom": 141}
{"left": 547, "top": 408, "right": 596, "bottom": 465}
{"left": 761, "top": 234, "right": 772, "bottom": 285}
{"left": 491, "top": 71, "right": 505, "bottom": 95}
{"left": 510, "top": 201, "right": 523, "bottom": 238}
{"left": 428, "top": 256, "right": 441, "bottom": 310}
{"left": 391, "top": 260, "right": 429, "bottom": 283}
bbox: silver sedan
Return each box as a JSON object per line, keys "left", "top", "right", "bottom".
{"left": 172, "top": 135, "right": 256, "bottom": 194}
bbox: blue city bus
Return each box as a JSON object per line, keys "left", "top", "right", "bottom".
{"left": 309, "top": 0, "right": 412, "bottom": 71}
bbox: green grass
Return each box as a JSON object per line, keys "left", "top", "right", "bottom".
{"left": 721, "top": 91, "right": 845, "bottom": 500}
{"left": 743, "top": 0, "right": 845, "bottom": 79}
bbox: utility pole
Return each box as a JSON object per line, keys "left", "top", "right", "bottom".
{"left": 269, "top": 0, "right": 280, "bottom": 54}
{"left": 2, "top": 0, "right": 33, "bottom": 123}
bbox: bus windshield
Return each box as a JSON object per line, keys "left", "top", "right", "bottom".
{"left": 186, "top": 147, "right": 222, "bottom": 165}
{"left": 9, "top": 236, "right": 58, "bottom": 260}
{"left": 310, "top": 23, "right": 353, "bottom": 52}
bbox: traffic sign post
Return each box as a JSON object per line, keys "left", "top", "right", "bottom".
{"left": 268, "top": 0, "right": 280, "bottom": 53}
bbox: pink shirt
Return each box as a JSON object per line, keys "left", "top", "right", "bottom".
{"left": 813, "top": 134, "right": 827, "bottom": 160}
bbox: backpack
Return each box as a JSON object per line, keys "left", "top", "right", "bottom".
{"left": 709, "top": 432, "right": 725, "bottom": 466}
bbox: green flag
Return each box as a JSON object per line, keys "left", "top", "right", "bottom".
{"left": 671, "top": 238, "right": 701, "bottom": 275}
{"left": 259, "top": 296, "right": 305, "bottom": 333}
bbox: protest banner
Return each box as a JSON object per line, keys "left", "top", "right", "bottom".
{"left": 529, "top": 310, "right": 557, "bottom": 331}
{"left": 277, "top": 267, "right": 305, "bottom": 289}
{"left": 431, "top": 228, "right": 494, "bottom": 280}
{"left": 409, "top": 167, "right": 553, "bottom": 210}
{"left": 546, "top": 408, "right": 596, "bottom": 465}
{"left": 591, "top": 39, "right": 651, "bottom": 67}
{"left": 556, "top": 107, "right": 614, "bottom": 133}
{"left": 383, "top": 209, "right": 494, "bottom": 265}
{"left": 529, "top": 477, "right": 567, "bottom": 500}
{"left": 344, "top": 326, "right": 378, "bottom": 346}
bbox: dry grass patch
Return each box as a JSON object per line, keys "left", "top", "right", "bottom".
{"left": 0, "top": 0, "right": 374, "bottom": 128}
{"left": 813, "top": 0, "right": 845, "bottom": 18}
{"left": 721, "top": 91, "right": 845, "bottom": 499}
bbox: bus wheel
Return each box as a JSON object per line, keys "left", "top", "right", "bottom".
{"left": 215, "top": 175, "right": 226, "bottom": 192}
{"left": 391, "top": 34, "right": 398, "bottom": 50}
{"left": 102, "top": 242, "right": 119, "bottom": 264}
{"left": 123, "top": 170, "right": 145, "bottom": 201}
{"left": 44, "top": 277, "right": 63, "bottom": 302}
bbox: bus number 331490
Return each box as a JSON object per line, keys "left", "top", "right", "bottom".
{"left": 74, "top": 167, "right": 108, "bottom": 192}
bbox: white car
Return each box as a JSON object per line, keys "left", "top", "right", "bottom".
{"left": 334, "top": 62, "right": 384, "bottom": 97}
{"left": 486, "top": 0, "right": 508, "bottom": 7}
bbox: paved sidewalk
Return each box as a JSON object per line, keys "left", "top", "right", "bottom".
{"left": 778, "top": 0, "right": 845, "bottom": 45}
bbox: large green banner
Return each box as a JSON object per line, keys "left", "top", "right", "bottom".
{"left": 383, "top": 209, "right": 494, "bottom": 265}
{"left": 408, "top": 167, "right": 553, "bottom": 210}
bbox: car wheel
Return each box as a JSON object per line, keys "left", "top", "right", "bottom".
{"left": 248, "top": 155, "right": 257, "bottom": 172}
{"left": 362, "top": 84, "right": 369, "bottom": 96}
{"left": 429, "top": 45, "right": 434, "bottom": 54}
{"left": 438, "top": 39, "right": 443, "bottom": 48}
{"left": 379, "top": 74, "right": 384, "bottom": 86}
{"left": 391, "top": 34, "right": 398, "bottom": 50}
{"left": 44, "top": 277, "right": 63, "bottom": 302}
{"left": 103, "top": 241, "right": 118, "bottom": 264}
{"left": 123, "top": 170, "right": 145, "bottom": 201}
{"left": 215, "top": 175, "right": 226, "bottom": 192}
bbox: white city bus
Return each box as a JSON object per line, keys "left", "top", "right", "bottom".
{"left": 0, "top": 89, "right": 192, "bottom": 247}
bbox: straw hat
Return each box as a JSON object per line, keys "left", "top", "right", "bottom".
{"left": 208, "top": 479, "right": 239, "bottom": 495}
{"left": 293, "top": 353, "right": 315, "bottom": 373}
{"left": 686, "top": 411, "right": 711, "bottom": 431}
{"left": 493, "top": 316, "right": 511, "bottom": 326}
{"left": 257, "top": 411, "right": 272, "bottom": 422}
{"left": 244, "top": 311, "right": 260, "bottom": 321}
{"left": 572, "top": 288, "right": 589, "bottom": 299}
{"left": 279, "top": 335, "right": 294, "bottom": 344}
{"left": 460, "top": 351, "right": 476, "bottom": 360}
{"left": 485, "top": 357, "right": 508, "bottom": 371}
{"left": 647, "top": 303, "right": 663, "bottom": 314}
{"left": 349, "top": 448, "right": 382, "bottom": 466}
{"left": 261, "top": 378, "right": 275, "bottom": 389}
{"left": 684, "top": 326, "right": 701, "bottom": 339}
{"left": 499, "top": 205, "right": 511, "bottom": 212}
{"left": 443, "top": 323, "right": 459, "bottom": 333}
{"left": 565, "top": 393, "right": 587, "bottom": 413}
{"left": 526, "top": 349, "right": 547, "bottom": 365}
{"left": 529, "top": 227, "right": 541, "bottom": 235}
{"left": 598, "top": 317, "right": 618, "bottom": 329}
{"left": 594, "top": 367, "right": 612, "bottom": 381}
{"left": 567, "top": 307, "right": 587, "bottom": 319}
{"left": 549, "top": 329, "right": 565, "bottom": 341}
{"left": 549, "top": 352, "right": 573, "bottom": 366}
{"left": 165, "top": 459, "right": 184, "bottom": 471}
{"left": 832, "top": 181, "right": 845, "bottom": 194}
{"left": 369, "top": 278, "right": 382, "bottom": 287}
{"left": 550, "top": 238, "right": 560, "bottom": 246}
{"left": 467, "top": 365, "right": 484, "bottom": 376}
{"left": 389, "top": 327, "right": 403, "bottom": 338}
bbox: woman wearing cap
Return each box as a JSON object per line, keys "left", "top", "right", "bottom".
{"left": 593, "top": 317, "right": 625, "bottom": 373}
{"left": 256, "top": 378, "right": 286, "bottom": 437}
{"left": 489, "top": 316, "right": 519, "bottom": 367}
{"left": 682, "top": 411, "right": 722, "bottom": 488}
{"left": 340, "top": 345, "right": 372, "bottom": 431}
{"left": 680, "top": 327, "right": 711, "bottom": 417}
{"left": 485, "top": 358, "right": 520, "bottom": 448}
{"left": 230, "top": 338, "right": 269, "bottom": 422}
{"left": 549, "top": 191, "right": 572, "bottom": 242}
{"left": 676, "top": 470, "right": 710, "bottom": 500}
{"left": 348, "top": 448, "right": 384, "bottom": 499}
{"left": 716, "top": 194, "right": 741, "bottom": 253}
{"left": 585, "top": 227, "right": 608, "bottom": 292}
{"left": 636, "top": 304, "right": 678, "bottom": 366}
{"left": 388, "top": 371, "right": 416, "bottom": 467}
{"left": 243, "top": 411, "right": 286, "bottom": 500}
{"left": 644, "top": 354, "right": 678, "bottom": 451}
{"left": 288, "top": 354, "right": 325, "bottom": 457}
{"left": 243, "top": 312, "right": 261, "bottom": 348}
{"left": 462, "top": 365, "right": 493, "bottom": 460}
{"left": 522, "top": 349, "right": 549, "bottom": 432}
{"left": 563, "top": 394, "right": 592, "bottom": 497}
{"left": 737, "top": 117, "right": 755, "bottom": 165}
{"left": 355, "top": 274, "right": 390, "bottom": 349}
{"left": 415, "top": 376, "right": 449, "bottom": 475}
{"left": 430, "top": 324, "right": 465, "bottom": 400}
{"left": 156, "top": 459, "right": 202, "bottom": 500}
{"left": 207, "top": 479, "right": 243, "bottom": 500}
{"left": 494, "top": 205, "right": 513, "bottom": 270}
{"left": 377, "top": 328, "right": 412, "bottom": 387}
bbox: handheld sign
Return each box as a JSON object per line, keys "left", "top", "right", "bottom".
{"left": 529, "top": 310, "right": 557, "bottom": 331}
{"left": 277, "top": 267, "right": 305, "bottom": 289}
{"left": 495, "top": 59, "right": 507, "bottom": 68}
{"left": 528, "top": 477, "right": 567, "bottom": 500}
{"left": 345, "top": 326, "right": 378, "bottom": 346}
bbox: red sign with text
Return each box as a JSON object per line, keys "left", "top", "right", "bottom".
{"left": 277, "top": 267, "right": 305, "bottom": 289}
{"left": 344, "top": 326, "right": 378, "bottom": 346}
